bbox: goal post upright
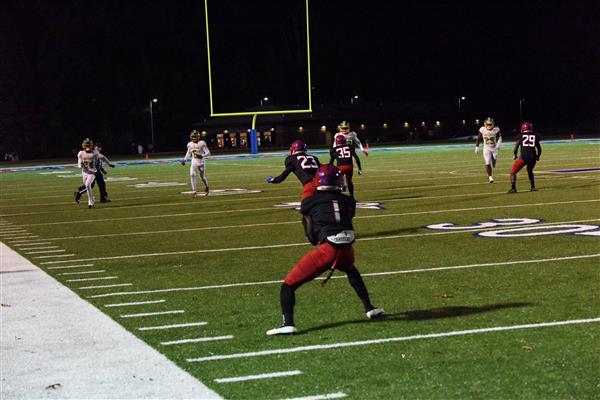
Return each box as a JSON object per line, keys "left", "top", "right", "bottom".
{"left": 203, "top": 0, "right": 313, "bottom": 154}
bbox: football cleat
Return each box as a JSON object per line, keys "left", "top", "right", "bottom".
{"left": 266, "top": 325, "right": 297, "bottom": 336}
{"left": 489, "top": 176, "right": 494, "bottom": 183}
{"left": 530, "top": 187, "right": 537, "bottom": 192}
{"left": 508, "top": 188, "right": 517, "bottom": 193}
{"left": 204, "top": 187, "right": 209, "bottom": 196}
{"left": 366, "top": 308, "right": 385, "bottom": 319}
{"left": 88, "top": 204, "right": 94, "bottom": 209}
{"left": 73, "top": 191, "right": 81, "bottom": 204}
{"left": 289, "top": 140, "right": 307, "bottom": 154}
{"left": 191, "top": 191, "right": 197, "bottom": 198}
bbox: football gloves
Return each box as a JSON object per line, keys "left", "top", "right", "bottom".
{"left": 357, "top": 169, "right": 362, "bottom": 175}
{"left": 475, "top": 146, "right": 479, "bottom": 154}
{"left": 181, "top": 161, "right": 186, "bottom": 166}
{"left": 266, "top": 176, "right": 274, "bottom": 183}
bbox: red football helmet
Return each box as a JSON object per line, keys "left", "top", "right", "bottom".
{"left": 520, "top": 122, "right": 533, "bottom": 133}
{"left": 335, "top": 134, "right": 348, "bottom": 146}
{"left": 290, "top": 139, "right": 307, "bottom": 154}
{"left": 313, "top": 164, "right": 344, "bottom": 191}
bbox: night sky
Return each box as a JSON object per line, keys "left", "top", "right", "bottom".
{"left": 2, "top": 0, "right": 599, "bottom": 156}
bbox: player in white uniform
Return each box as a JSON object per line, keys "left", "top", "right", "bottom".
{"left": 333, "top": 121, "right": 368, "bottom": 156}
{"left": 475, "top": 117, "right": 502, "bottom": 183}
{"left": 76, "top": 138, "right": 99, "bottom": 208}
{"left": 181, "top": 130, "right": 210, "bottom": 197}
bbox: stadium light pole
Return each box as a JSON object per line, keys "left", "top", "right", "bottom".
{"left": 149, "top": 98, "right": 158, "bottom": 150}
{"left": 458, "top": 97, "right": 466, "bottom": 133}
{"left": 351, "top": 95, "right": 359, "bottom": 104}
{"left": 519, "top": 98, "right": 525, "bottom": 121}
{"left": 260, "top": 97, "right": 269, "bottom": 106}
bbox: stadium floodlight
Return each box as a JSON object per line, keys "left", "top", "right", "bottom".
{"left": 204, "top": 0, "right": 313, "bottom": 153}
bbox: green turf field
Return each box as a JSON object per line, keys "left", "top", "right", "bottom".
{"left": 1, "top": 141, "right": 599, "bottom": 399}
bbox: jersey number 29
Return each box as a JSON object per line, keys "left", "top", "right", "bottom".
{"left": 522, "top": 135, "right": 536, "bottom": 147}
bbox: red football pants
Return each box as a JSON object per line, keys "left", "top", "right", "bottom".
{"left": 284, "top": 242, "right": 355, "bottom": 288}
{"left": 338, "top": 164, "right": 354, "bottom": 182}
{"left": 301, "top": 182, "right": 317, "bottom": 201}
{"left": 511, "top": 158, "right": 536, "bottom": 174}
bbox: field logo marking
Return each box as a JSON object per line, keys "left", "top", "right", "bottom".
{"left": 425, "top": 218, "right": 600, "bottom": 238}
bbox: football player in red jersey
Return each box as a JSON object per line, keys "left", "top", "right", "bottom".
{"left": 509, "top": 122, "right": 542, "bottom": 193}
{"left": 330, "top": 134, "right": 362, "bottom": 198}
{"left": 267, "top": 164, "right": 384, "bottom": 336}
{"left": 266, "top": 140, "right": 321, "bottom": 201}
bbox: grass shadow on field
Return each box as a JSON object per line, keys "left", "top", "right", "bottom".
{"left": 299, "top": 302, "right": 531, "bottom": 334}
{"left": 359, "top": 226, "right": 422, "bottom": 238}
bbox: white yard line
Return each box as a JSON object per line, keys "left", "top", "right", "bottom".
{"left": 120, "top": 310, "right": 184, "bottom": 318}
{"left": 79, "top": 283, "right": 133, "bottom": 290}
{"left": 25, "top": 249, "right": 66, "bottom": 254}
{"left": 0, "top": 242, "right": 222, "bottom": 399}
{"left": 214, "top": 370, "right": 303, "bottom": 383}
{"left": 160, "top": 335, "right": 234, "bottom": 346}
{"left": 66, "top": 276, "right": 119, "bottom": 282}
{"left": 13, "top": 242, "right": 52, "bottom": 246}
{"left": 104, "top": 299, "right": 166, "bottom": 308}
{"left": 40, "top": 215, "right": 600, "bottom": 266}
{"left": 59, "top": 270, "right": 106, "bottom": 275}
{"left": 0, "top": 233, "right": 31, "bottom": 238}
{"left": 37, "top": 212, "right": 600, "bottom": 243}
{"left": 47, "top": 263, "right": 94, "bottom": 270}
{"left": 18, "top": 246, "right": 59, "bottom": 250}
{"left": 6, "top": 235, "right": 38, "bottom": 240}
{"left": 187, "top": 318, "right": 600, "bottom": 363}
{"left": 138, "top": 321, "right": 208, "bottom": 331}
{"left": 281, "top": 392, "right": 347, "bottom": 400}
{"left": 86, "top": 253, "right": 600, "bottom": 299}
{"left": 33, "top": 253, "right": 74, "bottom": 259}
